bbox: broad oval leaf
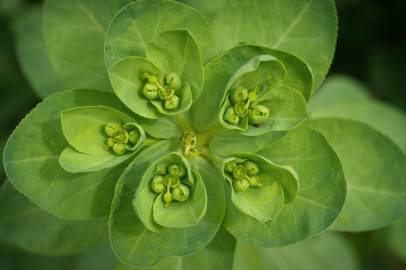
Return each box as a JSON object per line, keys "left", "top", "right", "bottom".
{"left": 180, "top": 0, "right": 336, "bottom": 90}
{"left": 43, "top": 0, "right": 131, "bottom": 91}
{"left": 153, "top": 171, "right": 207, "bottom": 228}
{"left": 110, "top": 149, "right": 225, "bottom": 267}
{"left": 104, "top": 0, "right": 214, "bottom": 67}
{"left": 0, "top": 181, "right": 106, "bottom": 256}
{"left": 192, "top": 45, "right": 312, "bottom": 131}
{"left": 308, "top": 118, "right": 406, "bottom": 231}
{"left": 15, "top": 10, "right": 63, "bottom": 98}
{"left": 3, "top": 89, "right": 133, "bottom": 219}
{"left": 137, "top": 117, "right": 182, "bottom": 139}
{"left": 61, "top": 106, "right": 142, "bottom": 155}
{"left": 109, "top": 56, "right": 193, "bottom": 119}
{"left": 224, "top": 126, "right": 346, "bottom": 246}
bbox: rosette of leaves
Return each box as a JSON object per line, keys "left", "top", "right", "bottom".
{"left": 4, "top": 0, "right": 406, "bottom": 269}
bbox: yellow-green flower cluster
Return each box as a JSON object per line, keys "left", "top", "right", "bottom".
{"left": 103, "top": 122, "right": 140, "bottom": 155}
{"left": 143, "top": 72, "right": 182, "bottom": 110}
{"left": 224, "top": 159, "right": 263, "bottom": 192}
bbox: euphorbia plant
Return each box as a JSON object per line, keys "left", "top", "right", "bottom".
{"left": 2, "top": 0, "right": 406, "bottom": 269}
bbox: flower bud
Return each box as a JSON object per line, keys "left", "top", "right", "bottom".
{"left": 163, "top": 174, "right": 180, "bottom": 188}
{"left": 165, "top": 95, "right": 180, "bottom": 110}
{"left": 143, "top": 83, "right": 159, "bottom": 100}
{"left": 166, "top": 72, "right": 182, "bottom": 90}
{"left": 234, "top": 102, "right": 249, "bottom": 117}
{"left": 248, "top": 88, "right": 259, "bottom": 102}
{"left": 172, "top": 184, "right": 190, "bottom": 202}
{"left": 224, "top": 161, "right": 237, "bottom": 173}
{"left": 163, "top": 190, "right": 173, "bottom": 208}
{"left": 159, "top": 86, "right": 175, "bottom": 100}
{"left": 144, "top": 73, "right": 159, "bottom": 84}
{"left": 224, "top": 107, "right": 240, "bottom": 125}
{"left": 112, "top": 143, "right": 127, "bottom": 155}
{"left": 230, "top": 87, "right": 248, "bottom": 104}
{"left": 104, "top": 122, "right": 122, "bottom": 137}
{"left": 168, "top": 164, "right": 186, "bottom": 177}
{"left": 151, "top": 175, "right": 165, "bottom": 193}
{"left": 113, "top": 130, "right": 129, "bottom": 144}
{"left": 104, "top": 138, "right": 115, "bottom": 150}
{"left": 246, "top": 176, "right": 263, "bottom": 188}
{"left": 233, "top": 165, "right": 247, "bottom": 180}
{"left": 244, "top": 161, "right": 259, "bottom": 175}
{"left": 248, "top": 105, "right": 270, "bottom": 125}
{"left": 128, "top": 130, "right": 140, "bottom": 144}
{"left": 233, "top": 179, "right": 250, "bottom": 192}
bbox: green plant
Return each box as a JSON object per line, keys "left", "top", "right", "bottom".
{"left": 2, "top": 0, "right": 406, "bottom": 269}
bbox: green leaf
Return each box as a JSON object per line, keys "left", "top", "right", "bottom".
{"left": 137, "top": 117, "right": 182, "bottom": 139}
{"left": 222, "top": 154, "right": 298, "bottom": 223}
{"left": 58, "top": 147, "right": 135, "bottom": 173}
{"left": 0, "top": 181, "right": 107, "bottom": 256}
{"left": 14, "top": 10, "right": 63, "bottom": 98}
{"left": 386, "top": 215, "right": 406, "bottom": 260}
{"left": 180, "top": 0, "right": 337, "bottom": 90}
{"left": 192, "top": 45, "right": 311, "bottom": 132}
{"left": 61, "top": 106, "right": 141, "bottom": 154}
{"left": 311, "top": 76, "right": 406, "bottom": 154}
{"left": 146, "top": 30, "right": 204, "bottom": 99}
{"left": 4, "top": 89, "right": 132, "bottom": 219}
{"left": 109, "top": 56, "right": 193, "bottom": 119}
{"left": 234, "top": 233, "right": 359, "bottom": 270}
{"left": 308, "top": 118, "right": 406, "bottom": 231}
{"left": 110, "top": 149, "right": 225, "bottom": 266}
{"left": 224, "top": 126, "right": 346, "bottom": 246}
{"left": 116, "top": 228, "right": 236, "bottom": 270}
{"left": 43, "top": 0, "right": 131, "bottom": 91}
{"left": 104, "top": 0, "right": 214, "bottom": 67}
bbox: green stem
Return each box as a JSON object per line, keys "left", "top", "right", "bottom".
{"left": 174, "top": 113, "right": 193, "bottom": 133}
{"left": 144, "top": 137, "right": 162, "bottom": 147}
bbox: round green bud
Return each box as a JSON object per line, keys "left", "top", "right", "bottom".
{"left": 151, "top": 175, "right": 165, "bottom": 193}
{"left": 168, "top": 164, "right": 186, "bottom": 177}
{"left": 233, "top": 179, "right": 250, "bottom": 192}
{"left": 112, "top": 143, "right": 127, "bottom": 155}
{"left": 172, "top": 184, "right": 190, "bottom": 202}
{"left": 144, "top": 73, "right": 159, "bottom": 84}
{"left": 159, "top": 86, "right": 175, "bottom": 100}
{"left": 248, "top": 88, "right": 259, "bottom": 102}
{"left": 230, "top": 87, "right": 248, "bottom": 104}
{"left": 233, "top": 165, "right": 247, "bottom": 180}
{"left": 163, "top": 190, "right": 173, "bottom": 208}
{"left": 165, "top": 95, "right": 180, "bottom": 110}
{"left": 128, "top": 130, "right": 140, "bottom": 144}
{"left": 246, "top": 176, "right": 263, "bottom": 188}
{"left": 234, "top": 102, "right": 249, "bottom": 117}
{"left": 143, "top": 83, "right": 159, "bottom": 100}
{"left": 224, "top": 107, "right": 240, "bottom": 125}
{"left": 244, "top": 161, "right": 259, "bottom": 175}
{"left": 104, "top": 138, "right": 114, "bottom": 150}
{"left": 163, "top": 174, "right": 180, "bottom": 188}
{"left": 248, "top": 105, "right": 270, "bottom": 125}
{"left": 224, "top": 161, "right": 237, "bottom": 173}
{"left": 166, "top": 72, "right": 182, "bottom": 90}
{"left": 104, "top": 122, "right": 122, "bottom": 137}
{"left": 113, "top": 130, "right": 129, "bottom": 144}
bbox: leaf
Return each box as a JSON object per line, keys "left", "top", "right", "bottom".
{"left": 146, "top": 30, "right": 204, "bottom": 99}
{"left": 61, "top": 106, "right": 139, "bottom": 155}
{"left": 222, "top": 154, "right": 298, "bottom": 223}
{"left": 59, "top": 147, "right": 136, "bottom": 173}
{"left": 110, "top": 151, "right": 225, "bottom": 267}
{"left": 308, "top": 119, "right": 406, "bottom": 231}
{"left": 3, "top": 89, "right": 133, "bottom": 219}
{"left": 43, "top": 0, "right": 131, "bottom": 91}
{"left": 386, "top": 215, "right": 406, "bottom": 261}
{"left": 0, "top": 181, "right": 107, "bottom": 256}
{"left": 104, "top": 0, "right": 214, "bottom": 67}
{"left": 180, "top": 0, "right": 337, "bottom": 90}
{"left": 153, "top": 171, "right": 207, "bottom": 228}
{"left": 192, "top": 45, "right": 311, "bottom": 131}
{"left": 224, "top": 126, "right": 346, "bottom": 246}
{"left": 116, "top": 228, "right": 236, "bottom": 270}
{"left": 234, "top": 232, "right": 359, "bottom": 270}
{"left": 311, "top": 76, "right": 406, "bottom": 154}
{"left": 137, "top": 117, "right": 182, "bottom": 139}
{"left": 14, "top": 10, "right": 63, "bottom": 98}
{"left": 109, "top": 56, "right": 193, "bottom": 119}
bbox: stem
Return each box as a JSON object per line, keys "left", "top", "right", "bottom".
{"left": 174, "top": 113, "right": 193, "bottom": 133}
{"left": 144, "top": 137, "right": 162, "bottom": 147}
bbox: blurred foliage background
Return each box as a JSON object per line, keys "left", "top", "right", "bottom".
{"left": 0, "top": 0, "right": 405, "bottom": 269}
